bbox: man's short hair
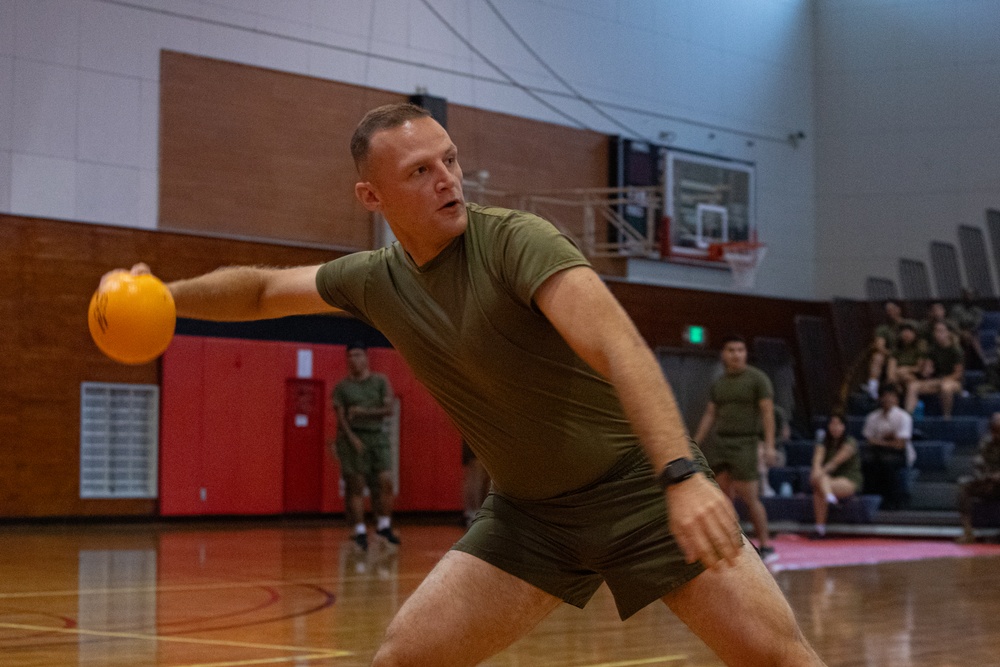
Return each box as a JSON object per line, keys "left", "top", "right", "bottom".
{"left": 719, "top": 334, "right": 746, "bottom": 348}
{"left": 346, "top": 341, "right": 368, "bottom": 353}
{"left": 898, "top": 322, "right": 916, "bottom": 333}
{"left": 879, "top": 383, "right": 901, "bottom": 398}
{"left": 350, "top": 103, "right": 432, "bottom": 174}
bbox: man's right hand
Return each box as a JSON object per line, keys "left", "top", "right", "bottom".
{"left": 667, "top": 473, "right": 743, "bottom": 569}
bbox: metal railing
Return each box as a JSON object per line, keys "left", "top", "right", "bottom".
{"left": 462, "top": 180, "right": 663, "bottom": 260}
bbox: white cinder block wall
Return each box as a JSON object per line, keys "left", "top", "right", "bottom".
{"left": 814, "top": 0, "right": 1000, "bottom": 299}
{"left": 0, "top": 0, "right": 816, "bottom": 297}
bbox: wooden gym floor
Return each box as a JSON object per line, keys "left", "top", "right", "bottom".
{"left": 0, "top": 520, "right": 998, "bottom": 666}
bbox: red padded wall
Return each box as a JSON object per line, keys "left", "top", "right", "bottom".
{"left": 160, "top": 336, "right": 206, "bottom": 515}
{"left": 161, "top": 336, "right": 463, "bottom": 516}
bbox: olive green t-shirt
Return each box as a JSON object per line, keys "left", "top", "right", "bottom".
{"left": 710, "top": 366, "right": 773, "bottom": 437}
{"left": 333, "top": 374, "right": 390, "bottom": 432}
{"left": 893, "top": 341, "right": 923, "bottom": 367}
{"left": 874, "top": 322, "right": 901, "bottom": 350}
{"left": 918, "top": 318, "right": 958, "bottom": 345}
{"left": 316, "top": 204, "right": 637, "bottom": 500}
{"left": 926, "top": 342, "right": 963, "bottom": 378}
{"left": 875, "top": 319, "right": 917, "bottom": 351}
{"left": 819, "top": 435, "right": 863, "bottom": 487}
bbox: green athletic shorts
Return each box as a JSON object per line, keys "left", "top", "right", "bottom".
{"left": 453, "top": 444, "right": 716, "bottom": 620}
{"left": 710, "top": 434, "right": 760, "bottom": 481}
{"left": 335, "top": 430, "right": 391, "bottom": 480}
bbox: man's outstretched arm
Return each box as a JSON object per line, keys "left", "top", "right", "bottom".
{"left": 116, "top": 264, "right": 341, "bottom": 321}
{"left": 534, "top": 265, "right": 741, "bottom": 569}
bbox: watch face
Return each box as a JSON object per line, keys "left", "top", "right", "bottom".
{"left": 670, "top": 459, "right": 696, "bottom": 476}
{"left": 660, "top": 458, "right": 696, "bottom": 487}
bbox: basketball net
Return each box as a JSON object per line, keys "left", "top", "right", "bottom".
{"left": 721, "top": 242, "right": 766, "bottom": 290}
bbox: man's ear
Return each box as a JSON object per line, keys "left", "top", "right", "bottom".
{"left": 355, "top": 181, "right": 381, "bottom": 212}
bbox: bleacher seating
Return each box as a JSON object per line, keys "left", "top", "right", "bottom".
{"left": 920, "top": 393, "right": 1000, "bottom": 417}
{"left": 816, "top": 414, "right": 986, "bottom": 449}
{"left": 737, "top": 493, "right": 882, "bottom": 524}
{"left": 971, "top": 500, "right": 1000, "bottom": 528}
{"left": 964, "top": 369, "right": 986, "bottom": 391}
{"left": 782, "top": 440, "right": 814, "bottom": 467}
{"left": 768, "top": 465, "right": 811, "bottom": 494}
{"left": 910, "top": 417, "right": 984, "bottom": 448}
{"left": 785, "top": 438, "right": 954, "bottom": 473}
{"left": 980, "top": 310, "right": 1000, "bottom": 331}
{"left": 978, "top": 329, "right": 998, "bottom": 362}
{"left": 911, "top": 440, "right": 955, "bottom": 471}
{"left": 796, "top": 310, "right": 1000, "bottom": 533}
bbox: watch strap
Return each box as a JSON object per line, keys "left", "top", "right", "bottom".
{"left": 657, "top": 457, "right": 698, "bottom": 489}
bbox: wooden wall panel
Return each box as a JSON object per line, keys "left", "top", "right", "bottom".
{"left": 159, "top": 52, "right": 608, "bottom": 251}
{"left": 160, "top": 51, "right": 399, "bottom": 249}
{"left": 607, "top": 279, "right": 831, "bottom": 351}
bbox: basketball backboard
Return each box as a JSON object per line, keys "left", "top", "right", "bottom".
{"left": 664, "top": 151, "right": 755, "bottom": 264}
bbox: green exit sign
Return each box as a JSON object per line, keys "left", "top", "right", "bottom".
{"left": 683, "top": 325, "right": 707, "bottom": 346}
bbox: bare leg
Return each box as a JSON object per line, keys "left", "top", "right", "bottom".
{"left": 344, "top": 474, "right": 367, "bottom": 527}
{"left": 904, "top": 380, "right": 922, "bottom": 413}
{"left": 733, "top": 479, "right": 770, "bottom": 548}
{"left": 957, "top": 484, "right": 976, "bottom": 543}
{"left": 941, "top": 379, "right": 960, "bottom": 419}
{"left": 372, "top": 551, "right": 561, "bottom": 666}
{"left": 664, "top": 542, "right": 825, "bottom": 666}
{"left": 829, "top": 477, "right": 856, "bottom": 500}
{"left": 715, "top": 470, "right": 735, "bottom": 500}
{"left": 811, "top": 480, "right": 829, "bottom": 527}
{"left": 375, "top": 470, "right": 395, "bottom": 518}
{"left": 814, "top": 477, "right": 856, "bottom": 529}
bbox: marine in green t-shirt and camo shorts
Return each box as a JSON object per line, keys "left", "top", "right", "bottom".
{"left": 332, "top": 343, "right": 400, "bottom": 550}
{"left": 155, "top": 104, "right": 827, "bottom": 665}
{"left": 693, "top": 336, "right": 777, "bottom": 560}
{"left": 318, "top": 203, "right": 715, "bottom": 616}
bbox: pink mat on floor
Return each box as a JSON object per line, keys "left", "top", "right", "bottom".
{"left": 765, "top": 534, "right": 1000, "bottom": 572}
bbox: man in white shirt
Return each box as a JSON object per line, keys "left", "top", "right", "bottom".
{"left": 861, "top": 385, "right": 916, "bottom": 509}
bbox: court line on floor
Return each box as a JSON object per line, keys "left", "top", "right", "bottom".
{"left": 574, "top": 657, "right": 688, "bottom": 667}
{"left": 0, "top": 573, "right": 426, "bottom": 600}
{"left": 0, "top": 622, "right": 351, "bottom": 662}
{"left": 177, "top": 655, "right": 345, "bottom": 667}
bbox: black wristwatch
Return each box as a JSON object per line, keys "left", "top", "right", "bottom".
{"left": 657, "top": 457, "right": 698, "bottom": 489}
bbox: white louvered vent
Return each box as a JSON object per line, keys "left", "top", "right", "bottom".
{"left": 80, "top": 382, "right": 159, "bottom": 499}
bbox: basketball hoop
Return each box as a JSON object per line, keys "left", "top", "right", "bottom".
{"left": 721, "top": 241, "right": 766, "bottom": 290}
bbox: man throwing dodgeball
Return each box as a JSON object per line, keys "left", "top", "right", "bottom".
{"left": 134, "top": 103, "right": 824, "bottom": 666}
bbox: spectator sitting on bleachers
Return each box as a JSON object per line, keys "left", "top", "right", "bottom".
{"left": 957, "top": 412, "right": 1000, "bottom": 543}
{"left": 864, "top": 300, "right": 911, "bottom": 400}
{"left": 862, "top": 384, "right": 916, "bottom": 510}
{"left": 949, "top": 288, "right": 986, "bottom": 369}
{"left": 918, "top": 302, "right": 958, "bottom": 346}
{"left": 810, "top": 414, "right": 863, "bottom": 539}
{"left": 886, "top": 322, "right": 924, "bottom": 388}
{"left": 905, "top": 321, "right": 965, "bottom": 419}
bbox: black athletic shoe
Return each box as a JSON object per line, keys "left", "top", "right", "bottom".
{"left": 758, "top": 545, "right": 778, "bottom": 563}
{"left": 808, "top": 531, "right": 827, "bottom": 540}
{"left": 377, "top": 527, "right": 401, "bottom": 546}
{"left": 353, "top": 532, "right": 368, "bottom": 551}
